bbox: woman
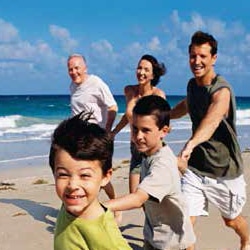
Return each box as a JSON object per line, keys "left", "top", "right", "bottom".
{"left": 112, "top": 54, "right": 167, "bottom": 193}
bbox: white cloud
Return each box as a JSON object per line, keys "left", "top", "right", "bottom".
{"left": 147, "top": 36, "right": 161, "bottom": 51}
{"left": 49, "top": 25, "right": 78, "bottom": 53}
{"left": 0, "top": 10, "right": 250, "bottom": 95}
{"left": 0, "top": 19, "right": 19, "bottom": 42}
{"left": 0, "top": 20, "right": 63, "bottom": 80}
{"left": 181, "top": 13, "right": 206, "bottom": 35}
{"left": 91, "top": 39, "right": 113, "bottom": 54}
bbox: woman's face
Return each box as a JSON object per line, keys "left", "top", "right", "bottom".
{"left": 136, "top": 59, "right": 154, "bottom": 86}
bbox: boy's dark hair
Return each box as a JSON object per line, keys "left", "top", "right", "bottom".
{"left": 133, "top": 95, "right": 171, "bottom": 128}
{"left": 49, "top": 111, "right": 113, "bottom": 174}
{"left": 188, "top": 31, "right": 218, "bottom": 56}
{"left": 140, "top": 54, "right": 166, "bottom": 87}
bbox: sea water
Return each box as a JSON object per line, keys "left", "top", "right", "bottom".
{"left": 0, "top": 95, "right": 249, "bottom": 169}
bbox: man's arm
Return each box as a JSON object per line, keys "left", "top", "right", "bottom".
{"left": 180, "top": 88, "right": 230, "bottom": 160}
{"left": 104, "top": 188, "right": 149, "bottom": 211}
{"left": 105, "top": 105, "right": 118, "bottom": 132}
{"left": 111, "top": 114, "right": 128, "bottom": 136}
{"left": 170, "top": 98, "right": 188, "bottom": 119}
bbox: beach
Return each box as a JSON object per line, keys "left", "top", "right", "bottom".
{"left": 0, "top": 95, "right": 249, "bottom": 249}
{"left": 0, "top": 151, "right": 249, "bottom": 250}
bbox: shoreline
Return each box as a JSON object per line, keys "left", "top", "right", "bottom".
{"left": 0, "top": 153, "right": 250, "bottom": 249}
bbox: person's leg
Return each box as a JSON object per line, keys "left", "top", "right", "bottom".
{"left": 223, "top": 215, "right": 250, "bottom": 250}
{"left": 129, "top": 173, "right": 140, "bottom": 193}
{"left": 103, "top": 182, "right": 122, "bottom": 224}
{"left": 103, "top": 181, "right": 115, "bottom": 199}
{"left": 186, "top": 216, "right": 196, "bottom": 250}
{"left": 129, "top": 141, "right": 142, "bottom": 193}
{"left": 203, "top": 175, "right": 249, "bottom": 250}
{"left": 181, "top": 170, "right": 209, "bottom": 250}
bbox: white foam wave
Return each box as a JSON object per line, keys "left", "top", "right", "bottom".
{"left": 236, "top": 109, "right": 250, "bottom": 125}
{"left": 0, "top": 109, "right": 248, "bottom": 143}
{"left": 0, "top": 120, "right": 57, "bottom": 141}
{"left": 0, "top": 115, "right": 21, "bottom": 129}
{"left": 0, "top": 154, "right": 48, "bottom": 163}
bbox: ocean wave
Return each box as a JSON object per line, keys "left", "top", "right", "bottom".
{"left": 0, "top": 154, "right": 48, "bottom": 163}
{"left": 0, "top": 115, "right": 21, "bottom": 129}
{"left": 0, "top": 115, "right": 57, "bottom": 140}
{"left": 236, "top": 109, "right": 250, "bottom": 125}
{"left": 0, "top": 109, "right": 249, "bottom": 142}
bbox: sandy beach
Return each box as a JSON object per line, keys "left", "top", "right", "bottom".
{"left": 0, "top": 152, "right": 250, "bottom": 250}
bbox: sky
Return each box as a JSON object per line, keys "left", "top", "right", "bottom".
{"left": 0, "top": 1, "right": 250, "bottom": 96}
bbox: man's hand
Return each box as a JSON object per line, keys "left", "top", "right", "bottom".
{"left": 180, "top": 140, "right": 194, "bottom": 161}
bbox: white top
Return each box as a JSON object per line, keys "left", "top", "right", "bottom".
{"left": 70, "top": 74, "right": 117, "bottom": 128}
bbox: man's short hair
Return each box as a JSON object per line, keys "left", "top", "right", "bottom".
{"left": 188, "top": 31, "right": 218, "bottom": 55}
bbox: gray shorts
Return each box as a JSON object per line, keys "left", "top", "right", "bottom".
{"left": 129, "top": 141, "right": 142, "bottom": 174}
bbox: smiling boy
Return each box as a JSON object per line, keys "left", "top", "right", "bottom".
{"left": 105, "top": 95, "right": 195, "bottom": 250}
{"left": 49, "top": 112, "right": 132, "bottom": 250}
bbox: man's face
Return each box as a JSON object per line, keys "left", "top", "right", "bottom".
{"left": 132, "top": 114, "right": 168, "bottom": 156}
{"left": 189, "top": 43, "right": 217, "bottom": 83}
{"left": 67, "top": 57, "right": 87, "bottom": 85}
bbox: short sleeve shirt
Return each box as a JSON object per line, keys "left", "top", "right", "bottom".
{"left": 70, "top": 74, "right": 117, "bottom": 128}
{"left": 138, "top": 145, "right": 196, "bottom": 249}
{"left": 54, "top": 205, "right": 132, "bottom": 250}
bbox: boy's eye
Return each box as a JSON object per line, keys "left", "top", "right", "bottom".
{"left": 142, "top": 128, "right": 150, "bottom": 133}
{"left": 56, "top": 172, "right": 69, "bottom": 178}
{"left": 80, "top": 173, "right": 91, "bottom": 178}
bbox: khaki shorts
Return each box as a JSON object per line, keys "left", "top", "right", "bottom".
{"left": 181, "top": 169, "right": 246, "bottom": 219}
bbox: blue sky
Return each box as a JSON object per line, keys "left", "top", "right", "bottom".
{"left": 0, "top": 1, "right": 250, "bottom": 96}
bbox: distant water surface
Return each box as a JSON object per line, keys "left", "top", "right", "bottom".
{"left": 0, "top": 95, "right": 249, "bottom": 169}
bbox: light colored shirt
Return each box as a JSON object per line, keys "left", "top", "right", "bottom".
{"left": 138, "top": 144, "right": 196, "bottom": 249}
{"left": 70, "top": 74, "right": 117, "bottom": 128}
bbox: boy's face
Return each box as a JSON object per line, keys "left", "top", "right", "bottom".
{"left": 132, "top": 114, "right": 168, "bottom": 156}
{"left": 54, "top": 148, "right": 111, "bottom": 218}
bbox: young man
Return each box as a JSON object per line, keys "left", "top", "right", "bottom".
{"left": 49, "top": 112, "right": 132, "bottom": 250}
{"left": 170, "top": 31, "right": 250, "bottom": 250}
{"left": 105, "top": 95, "right": 195, "bottom": 250}
{"left": 67, "top": 54, "right": 120, "bottom": 221}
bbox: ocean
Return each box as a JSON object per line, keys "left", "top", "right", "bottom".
{"left": 0, "top": 95, "right": 249, "bottom": 169}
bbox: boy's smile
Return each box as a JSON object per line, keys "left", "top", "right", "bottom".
{"left": 54, "top": 148, "right": 111, "bottom": 219}
{"left": 132, "top": 114, "right": 168, "bottom": 156}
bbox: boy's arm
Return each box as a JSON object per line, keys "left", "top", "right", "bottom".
{"left": 104, "top": 188, "right": 149, "bottom": 211}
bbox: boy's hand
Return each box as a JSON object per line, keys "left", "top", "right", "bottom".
{"left": 177, "top": 156, "right": 188, "bottom": 175}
